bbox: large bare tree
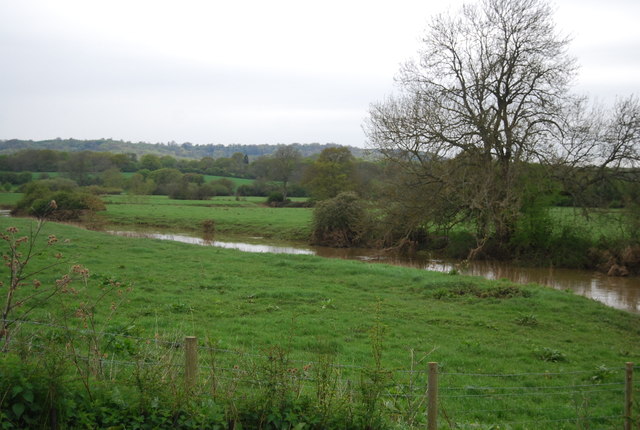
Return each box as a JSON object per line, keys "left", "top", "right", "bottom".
{"left": 366, "top": 0, "right": 578, "bottom": 255}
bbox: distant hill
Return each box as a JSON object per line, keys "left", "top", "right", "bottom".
{"left": 0, "top": 138, "right": 370, "bottom": 160}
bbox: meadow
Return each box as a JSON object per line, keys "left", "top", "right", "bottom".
{"left": 101, "top": 194, "right": 313, "bottom": 241}
{"left": 2, "top": 213, "right": 639, "bottom": 428}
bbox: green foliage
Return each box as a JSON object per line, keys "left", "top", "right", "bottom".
{"left": 0, "top": 355, "right": 62, "bottom": 428}
{"left": 535, "top": 347, "right": 567, "bottom": 362}
{"left": 0, "top": 171, "right": 32, "bottom": 185}
{"left": 266, "top": 191, "right": 286, "bottom": 205}
{"left": 210, "top": 177, "right": 236, "bottom": 195}
{"left": 303, "top": 147, "right": 356, "bottom": 200}
{"left": 514, "top": 314, "right": 539, "bottom": 326}
{"left": 126, "top": 172, "right": 156, "bottom": 195}
{"left": 511, "top": 199, "right": 554, "bottom": 255}
{"left": 12, "top": 180, "right": 106, "bottom": 220}
{"left": 311, "top": 192, "right": 367, "bottom": 247}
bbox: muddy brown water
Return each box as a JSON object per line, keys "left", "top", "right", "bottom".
{"left": 108, "top": 230, "right": 640, "bottom": 314}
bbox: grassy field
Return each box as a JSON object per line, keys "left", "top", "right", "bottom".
{"left": 0, "top": 191, "right": 630, "bottom": 244}
{"left": 0, "top": 192, "right": 22, "bottom": 207}
{"left": 0, "top": 193, "right": 312, "bottom": 241}
{"left": 119, "top": 172, "right": 258, "bottom": 186}
{"left": 101, "top": 194, "right": 313, "bottom": 241}
{"left": 2, "top": 216, "right": 639, "bottom": 428}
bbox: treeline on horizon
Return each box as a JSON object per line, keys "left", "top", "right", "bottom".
{"left": 1, "top": 146, "right": 385, "bottom": 206}
{"left": 0, "top": 138, "right": 368, "bottom": 160}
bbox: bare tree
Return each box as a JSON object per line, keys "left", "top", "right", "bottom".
{"left": 366, "top": 0, "right": 578, "bottom": 255}
{"left": 550, "top": 96, "right": 640, "bottom": 207}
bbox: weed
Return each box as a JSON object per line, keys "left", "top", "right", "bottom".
{"left": 535, "top": 347, "right": 567, "bottom": 362}
{"left": 586, "top": 364, "right": 616, "bottom": 384}
{"left": 1, "top": 216, "right": 68, "bottom": 350}
{"left": 514, "top": 314, "right": 539, "bottom": 326}
{"left": 169, "top": 303, "right": 195, "bottom": 314}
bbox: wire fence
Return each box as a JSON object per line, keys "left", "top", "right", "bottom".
{"left": 2, "top": 318, "right": 638, "bottom": 429}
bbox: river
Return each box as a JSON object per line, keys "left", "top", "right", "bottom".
{"left": 108, "top": 230, "right": 640, "bottom": 314}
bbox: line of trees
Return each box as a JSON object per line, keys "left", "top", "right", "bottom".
{"left": 0, "top": 139, "right": 369, "bottom": 160}
{"left": 1, "top": 146, "right": 388, "bottom": 203}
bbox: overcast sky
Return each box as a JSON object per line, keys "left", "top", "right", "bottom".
{"left": 1, "top": 0, "right": 638, "bottom": 148}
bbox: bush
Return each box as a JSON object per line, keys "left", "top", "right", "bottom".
{"left": 210, "top": 178, "right": 236, "bottom": 195}
{"left": 19, "top": 178, "right": 78, "bottom": 194}
{"left": 12, "top": 180, "right": 106, "bottom": 220}
{"left": 209, "top": 183, "right": 233, "bottom": 197}
{"left": 266, "top": 192, "right": 288, "bottom": 206}
{"left": 311, "top": 192, "right": 368, "bottom": 247}
{"left": 267, "top": 192, "right": 284, "bottom": 203}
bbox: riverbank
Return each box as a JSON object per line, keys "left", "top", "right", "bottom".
{"left": 2, "top": 216, "right": 639, "bottom": 427}
{"left": 104, "top": 228, "right": 640, "bottom": 313}
{"left": 3, "top": 192, "right": 637, "bottom": 272}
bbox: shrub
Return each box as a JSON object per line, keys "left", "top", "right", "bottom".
{"left": 210, "top": 178, "right": 235, "bottom": 195}
{"left": 311, "top": 192, "right": 368, "bottom": 247}
{"left": 207, "top": 183, "right": 231, "bottom": 197}
{"left": 267, "top": 192, "right": 285, "bottom": 204}
{"left": 266, "top": 192, "right": 291, "bottom": 206}
{"left": 12, "top": 180, "right": 106, "bottom": 220}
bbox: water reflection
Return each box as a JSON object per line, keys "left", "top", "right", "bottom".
{"left": 325, "top": 249, "right": 640, "bottom": 314}
{"left": 422, "top": 259, "right": 640, "bottom": 314}
{"left": 108, "top": 230, "right": 640, "bottom": 314}
{"left": 108, "top": 231, "right": 314, "bottom": 255}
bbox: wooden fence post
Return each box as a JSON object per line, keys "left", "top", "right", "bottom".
{"left": 185, "top": 336, "right": 198, "bottom": 392}
{"left": 625, "top": 362, "right": 633, "bottom": 430}
{"left": 428, "top": 362, "right": 438, "bottom": 430}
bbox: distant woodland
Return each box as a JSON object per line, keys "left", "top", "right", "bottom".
{"left": 0, "top": 138, "right": 368, "bottom": 160}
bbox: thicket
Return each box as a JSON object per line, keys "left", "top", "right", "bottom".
{"left": 11, "top": 179, "right": 105, "bottom": 221}
{"left": 311, "top": 192, "right": 369, "bottom": 247}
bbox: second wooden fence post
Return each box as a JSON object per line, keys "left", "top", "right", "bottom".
{"left": 625, "top": 362, "right": 634, "bottom": 430}
{"left": 428, "top": 362, "right": 438, "bottom": 430}
{"left": 185, "top": 336, "right": 198, "bottom": 392}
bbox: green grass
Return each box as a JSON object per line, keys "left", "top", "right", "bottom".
{"left": 549, "top": 206, "right": 630, "bottom": 241}
{"left": 2, "top": 217, "right": 639, "bottom": 427}
{"left": 0, "top": 193, "right": 311, "bottom": 240}
{"left": 119, "top": 172, "right": 259, "bottom": 186}
{"left": 101, "top": 194, "right": 313, "bottom": 241}
{"left": 4, "top": 216, "right": 638, "bottom": 369}
{"left": 203, "top": 174, "right": 256, "bottom": 186}
{"left": 0, "top": 192, "right": 22, "bottom": 207}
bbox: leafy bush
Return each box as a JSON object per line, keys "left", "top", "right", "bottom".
{"left": 267, "top": 191, "right": 285, "bottom": 204}
{"left": 210, "top": 178, "right": 236, "bottom": 195}
{"left": 12, "top": 180, "right": 106, "bottom": 220}
{"left": 207, "top": 183, "right": 232, "bottom": 197}
{"left": 234, "top": 181, "right": 280, "bottom": 197}
{"left": 0, "top": 355, "right": 69, "bottom": 429}
{"left": 311, "top": 192, "right": 368, "bottom": 247}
